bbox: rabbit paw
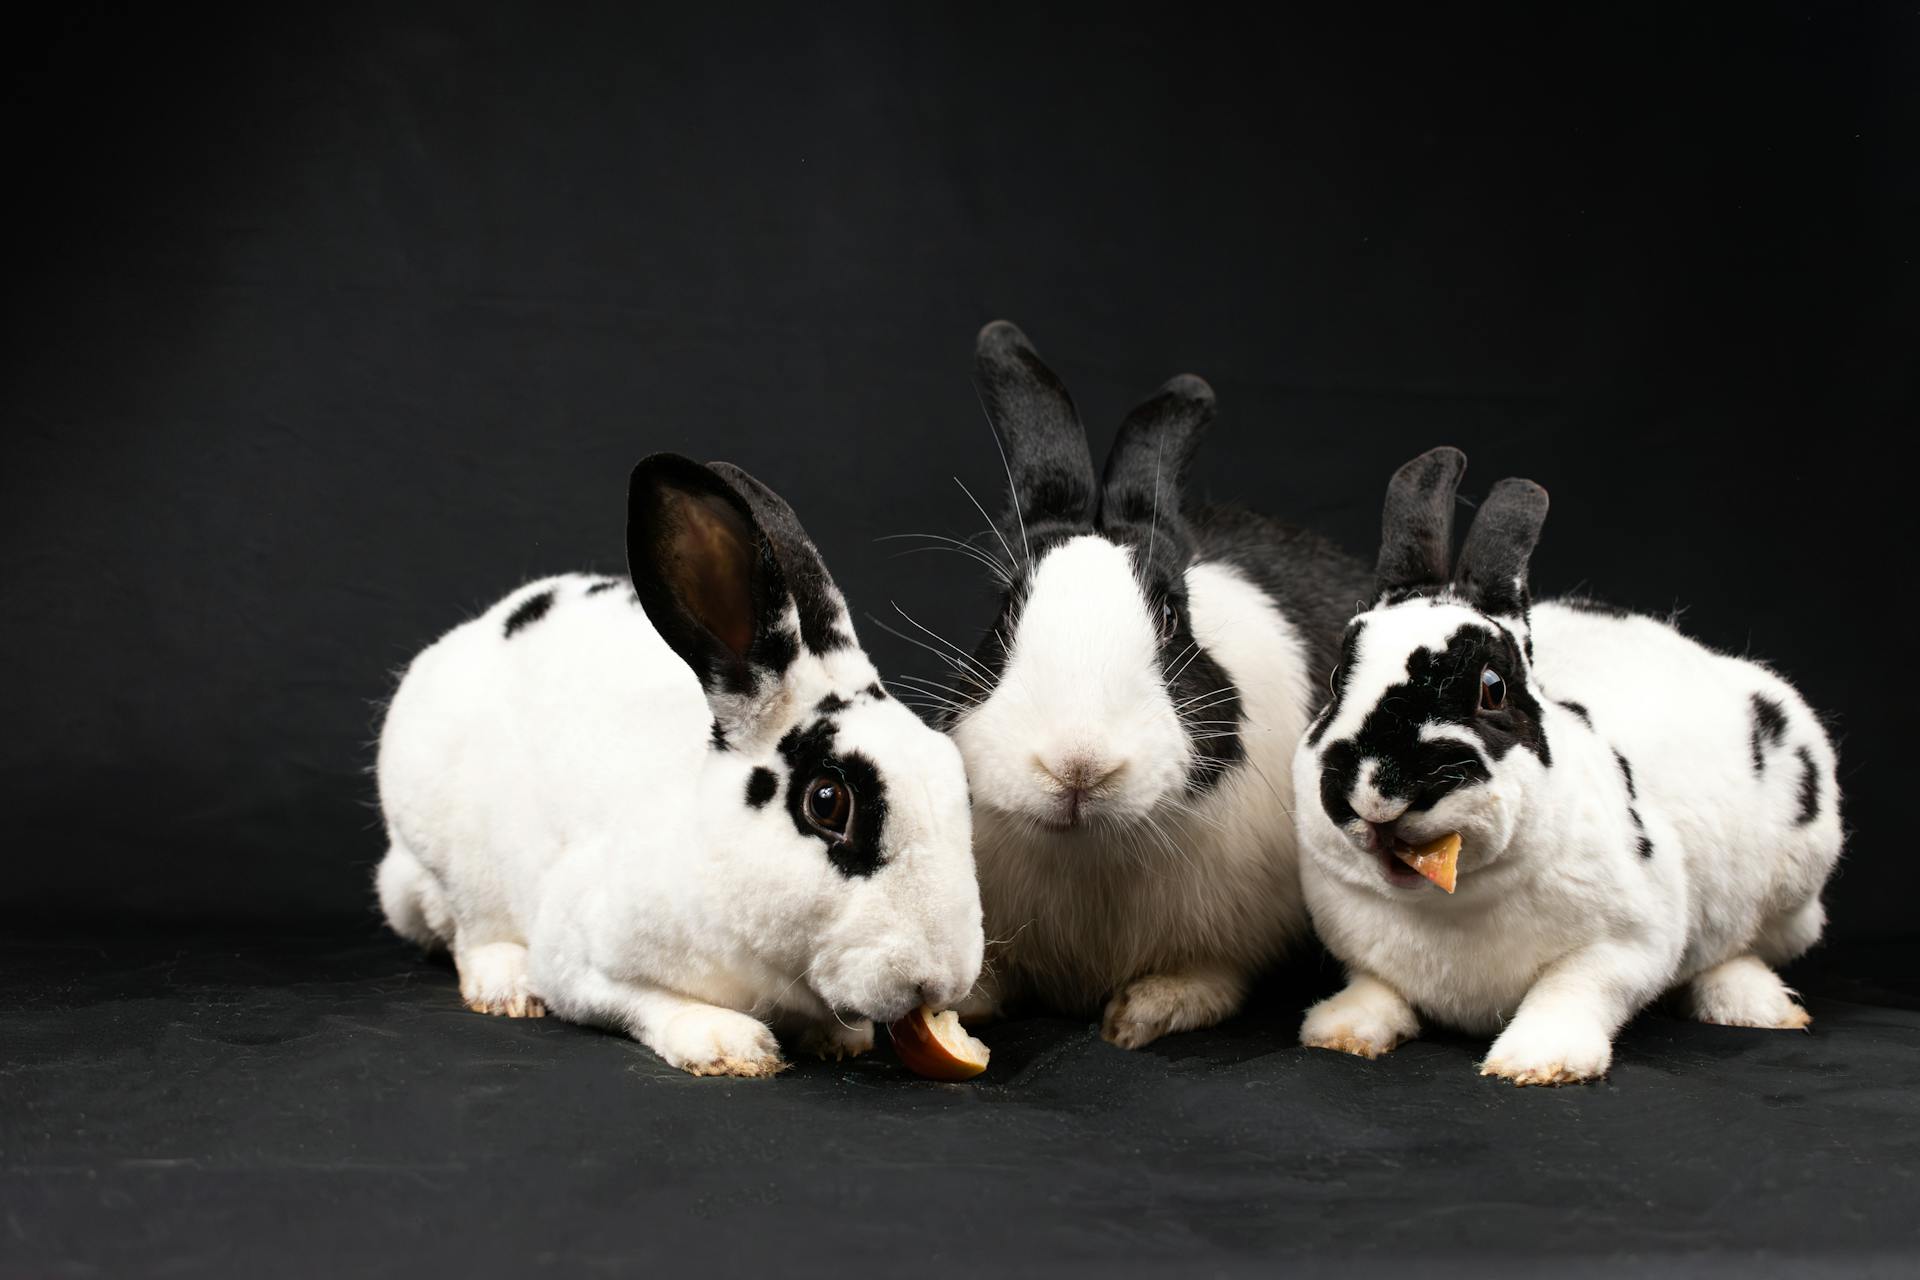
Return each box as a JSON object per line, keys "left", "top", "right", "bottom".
{"left": 457, "top": 942, "right": 546, "bottom": 1018}
{"left": 1481, "top": 1014, "right": 1612, "bottom": 1086}
{"left": 1301, "top": 979, "right": 1419, "bottom": 1059}
{"left": 799, "top": 1018, "right": 875, "bottom": 1061}
{"left": 661, "top": 1006, "right": 787, "bottom": 1078}
{"left": 1691, "top": 955, "right": 1811, "bottom": 1030}
{"left": 1101, "top": 970, "right": 1242, "bottom": 1050}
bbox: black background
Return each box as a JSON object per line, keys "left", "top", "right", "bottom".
{"left": 3, "top": 2, "right": 1913, "bottom": 949}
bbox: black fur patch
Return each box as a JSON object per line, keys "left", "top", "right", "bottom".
{"left": 503, "top": 589, "right": 555, "bottom": 638}
{"left": 756, "top": 626, "right": 799, "bottom": 678}
{"left": 1316, "top": 622, "right": 1547, "bottom": 822}
{"left": 1794, "top": 746, "right": 1820, "bottom": 825}
{"left": 864, "top": 682, "right": 888, "bottom": 700}
{"left": 1613, "top": 748, "right": 1654, "bottom": 858}
{"left": 777, "top": 719, "right": 889, "bottom": 878}
{"left": 1750, "top": 694, "right": 1788, "bottom": 774}
{"left": 1558, "top": 700, "right": 1592, "bottom": 727}
{"left": 1307, "top": 620, "right": 1367, "bottom": 748}
{"left": 710, "top": 720, "right": 729, "bottom": 751}
{"left": 746, "top": 767, "right": 778, "bottom": 809}
{"left": 585, "top": 577, "right": 623, "bottom": 596}
{"left": 1556, "top": 594, "right": 1634, "bottom": 619}
{"left": 816, "top": 693, "right": 850, "bottom": 714}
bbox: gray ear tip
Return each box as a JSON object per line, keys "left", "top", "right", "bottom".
{"left": 1490, "top": 476, "right": 1551, "bottom": 512}
{"left": 1390, "top": 444, "right": 1468, "bottom": 491}
{"left": 1162, "top": 373, "right": 1215, "bottom": 406}
{"left": 976, "top": 318, "right": 1034, "bottom": 359}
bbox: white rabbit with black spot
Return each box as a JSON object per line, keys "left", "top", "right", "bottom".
{"left": 376, "top": 455, "right": 983, "bottom": 1077}
{"left": 1294, "top": 447, "right": 1842, "bottom": 1085}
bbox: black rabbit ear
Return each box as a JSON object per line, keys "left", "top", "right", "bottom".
{"left": 704, "top": 461, "right": 851, "bottom": 656}
{"left": 1099, "top": 374, "right": 1214, "bottom": 537}
{"left": 1375, "top": 446, "right": 1469, "bottom": 601}
{"left": 1453, "top": 476, "right": 1550, "bottom": 620}
{"left": 627, "top": 455, "right": 825, "bottom": 701}
{"left": 974, "top": 320, "right": 1098, "bottom": 531}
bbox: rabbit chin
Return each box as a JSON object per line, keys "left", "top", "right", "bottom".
{"left": 1315, "top": 787, "right": 1525, "bottom": 899}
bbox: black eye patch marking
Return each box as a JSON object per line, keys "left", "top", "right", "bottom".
{"left": 1557, "top": 700, "right": 1592, "bottom": 727}
{"left": 1307, "top": 620, "right": 1367, "bottom": 748}
{"left": 1613, "top": 748, "right": 1654, "bottom": 858}
{"left": 503, "top": 589, "right": 556, "bottom": 638}
{"left": 585, "top": 577, "right": 624, "bottom": 596}
{"left": 1750, "top": 694, "right": 1788, "bottom": 774}
{"left": 815, "top": 693, "right": 850, "bottom": 714}
{"left": 1315, "top": 622, "right": 1544, "bottom": 820}
{"left": 777, "top": 719, "right": 889, "bottom": 878}
{"left": 1794, "top": 747, "right": 1820, "bottom": 825}
{"left": 746, "top": 767, "right": 778, "bottom": 809}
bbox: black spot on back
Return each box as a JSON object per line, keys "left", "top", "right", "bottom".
{"left": 1750, "top": 694, "right": 1788, "bottom": 774}
{"left": 585, "top": 577, "right": 623, "bottom": 596}
{"left": 1794, "top": 746, "right": 1820, "bottom": 825}
{"left": 503, "top": 589, "right": 555, "bottom": 638}
{"left": 746, "top": 767, "right": 778, "bottom": 809}
{"left": 1613, "top": 748, "right": 1653, "bottom": 858}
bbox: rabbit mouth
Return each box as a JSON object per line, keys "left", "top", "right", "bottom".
{"left": 1378, "top": 840, "right": 1430, "bottom": 889}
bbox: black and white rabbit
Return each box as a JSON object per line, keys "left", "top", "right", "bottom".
{"left": 376, "top": 456, "right": 984, "bottom": 1077}
{"left": 1294, "top": 447, "right": 1843, "bottom": 1084}
{"left": 938, "top": 321, "right": 1372, "bottom": 1047}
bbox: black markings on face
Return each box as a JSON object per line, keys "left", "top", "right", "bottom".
{"left": 1613, "top": 748, "right": 1654, "bottom": 858}
{"left": 1557, "top": 700, "right": 1592, "bottom": 727}
{"left": 777, "top": 719, "right": 889, "bottom": 878}
{"left": 503, "top": 589, "right": 556, "bottom": 638}
{"left": 1308, "top": 620, "right": 1367, "bottom": 748}
{"left": 746, "top": 767, "right": 778, "bottom": 809}
{"left": 585, "top": 577, "right": 623, "bottom": 596}
{"left": 1750, "top": 694, "right": 1788, "bottom": 774}
{"left": 1794, "top": 746, "right": 1820, "bottom": 825}
{"left": 864, "top": 682, "right": 887, "bottom": 700}
{"left": 1316, "top": 621, "right": 1547, "bottom": 823}
{"left": 815, "top": 693, "right": 850, "bottom": 714}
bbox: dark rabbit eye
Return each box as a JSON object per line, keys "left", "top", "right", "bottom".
{"left": 804, "top": 776, "right": 852, "bottom": 837}
{"left": 1479, "top": 667, "right": 1506, "bottom": 711}
{"left": 1159, "top": 600, "right": 1179, "bottom": 641}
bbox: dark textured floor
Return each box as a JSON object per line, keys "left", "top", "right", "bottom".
{"left": 3, "top": 928, "right": 1917, "bottom": 1278}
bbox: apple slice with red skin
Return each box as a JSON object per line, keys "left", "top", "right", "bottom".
{"left": 888, "top": 1006, "right": 990, "bottom": 1081}
{"left": 1395, "top": 831, "right": 1463, "bottom": 893}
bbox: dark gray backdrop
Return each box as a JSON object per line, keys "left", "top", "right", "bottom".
{"left": 3, "top": 3, "right": 1911, "bottom": 946}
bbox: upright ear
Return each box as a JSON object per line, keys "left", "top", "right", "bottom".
{"left": 704, "top": 461, "right": 852, "bottom": 656}
{"left": 1375, "top": 446, "right": 1468, "bottom": 601}
{"left": 1453, "top": 477, "right": 1549, "bottom": 620}
{"left": 974, "top": 320, "right": 1098, "bottom": 532}
{"left": 1098, "top": 374, "right": 1214, "bottom": 537}
{"left": 627, "top": 454, "right": 807, "bottom": 699}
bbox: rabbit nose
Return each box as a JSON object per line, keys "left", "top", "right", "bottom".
{"left": 1349, "top": 778, "right": 1410, "bottom": 827}
{"left": 1035, "top": 753, "right": 1126, "bottom": 795}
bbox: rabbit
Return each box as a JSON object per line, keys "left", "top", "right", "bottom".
{"left": 375, "top": 454, "right": 985, "bottom": 1077}
{"left": 933, "top": 321, "right": 1373, "bottom": 1048}
{"left": 1293, "top": 446, "right": 1843, "bottom": 1085}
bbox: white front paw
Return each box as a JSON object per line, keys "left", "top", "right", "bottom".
{"left": 1481, "top": 1014, "right": 1613, "bottom": 1086}
{"left": 1300, "top": 984, "right": 1420, "bottom": 1059}
{"left": 657, "top": 1006, "right": 787, "bottom": 1078}
{"left": 799, "top": 1017, "right": 875, "bottom": 1061}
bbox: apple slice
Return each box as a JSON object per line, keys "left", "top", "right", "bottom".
{"left": 888, "top": 1006, "right": 990, "bottom": 1081}
{"left": 1395, "top": 831, "right": 1463, "bottom": 893}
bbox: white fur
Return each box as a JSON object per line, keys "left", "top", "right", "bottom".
{"left": 377, "top": 574, "right": 984, "bottom": 1077}
{"left": 951, "top": 538, "right": 1314, "bottom": 1044}
{"left": 1297, "top": 597, "right": 1842, "bottom": 1085}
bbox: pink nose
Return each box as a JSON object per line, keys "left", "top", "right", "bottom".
{"left": 1036, "top": 753, "right": 1125, "bottom": 795}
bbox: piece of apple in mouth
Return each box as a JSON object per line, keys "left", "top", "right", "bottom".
{"left": 888, "top": 1006, "right": 991, "bottom": 1081}
{"left": 1393, "top": 831, "right": 1463, "bottom": 893}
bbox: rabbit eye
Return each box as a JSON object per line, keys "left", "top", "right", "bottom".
{"left": 1479, "top": 666, "right": 1506, "bottom": 711}
{"left": 1159, "top": 600, "right": 1179, "bottom": 642}
{"left": 804, "top": 776, "right": 853, "bottom": 838}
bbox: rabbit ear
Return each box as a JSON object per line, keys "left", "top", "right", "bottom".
{"left": 1375, "top": 446, "right": 1468, "bottom": 600}
{"left": 1453, "top": 476, "right": 1550, "bottom": 620}
{"left": 627, "top": 455, "right": 831, "bottom": 699}
{"left": 974, "top": 320, "right": 1098, "bottom": 531}
{"left": 704, "top": 461, "right": 851, "bottom": 657}
{"left": 1098, "top": 374, "right": 1214, "bottom": 536}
